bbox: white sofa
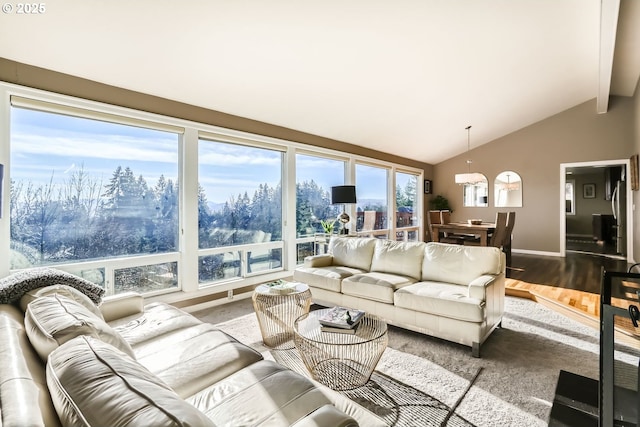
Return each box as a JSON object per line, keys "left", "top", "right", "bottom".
{"left": 293, "top": 237, "right": 506, "bottom": 357}
{"left": 0, "top": 271, "right": 386, "bottom": 427}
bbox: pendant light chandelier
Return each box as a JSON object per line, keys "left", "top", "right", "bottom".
{"left": 498, "top": 173, "right": 519, "bottom": 191}
{"left": 454, "top": 125, "right": 485, "bottom": 185}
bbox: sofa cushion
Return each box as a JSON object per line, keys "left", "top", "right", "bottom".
{"left": 303, "top": 253, "right": 333, "bottom": 268}
{"left": 25, "top": 294, "right": 135, "bottom": 361}
{"left": 20, "top": 284, "right": 104, "bottom": 320}
{"left": 115, "top": 302, "right": 263, "bottom": 398}
{"left": 422, "top": 243, "right": 503, "bottom": 285}
{"left": 370, "top": 240, "right": 426, "bottom": 280}
{"left": 294, "top": 265, "right": 365, "bottom": 292}
{"left": 394, "top": 282, "right": 485, "bottom": 322}
{"left": 47, "top": 335, "right": 216, "bottom": 427}
{"left": 342, "top": 272, "right": 416, "bottom": 304}
{"left": 329, "top": 237, "right": 377, "bottom": 271}
{"left": 188, "top": 360, "right": 344, "bottom": 427}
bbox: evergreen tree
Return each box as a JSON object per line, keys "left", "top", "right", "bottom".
{"left": 59, "top": 165, "right": 103, "bottom": 260}
{"left": 295, "top": 180, "right": 333, "bottom": 236}
{"left": 152, "top": 176, "right": 178, "bottom": 252}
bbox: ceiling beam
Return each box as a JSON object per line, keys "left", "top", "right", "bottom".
{"left": 597, "top": 0, "right": 621, "bottom": 114}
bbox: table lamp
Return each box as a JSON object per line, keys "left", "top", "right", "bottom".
{"left": 331, "top": 185, "right": 356, "bottom": 235}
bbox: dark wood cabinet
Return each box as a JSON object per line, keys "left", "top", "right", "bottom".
{"left": 593, "top": 214, "right": 615, "bottom": 243}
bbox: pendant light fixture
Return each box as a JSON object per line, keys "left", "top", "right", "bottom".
{"left": 498, "top": 173, "right": 519, "bottom": 191}
{"left": 454, "top": 125, "right": 485, "bottom": 185}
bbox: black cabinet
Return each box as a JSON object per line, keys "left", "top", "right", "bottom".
{"left": 549, "top": 270, "right": 640, "bottom": 427}
{"left": 593, "top": 214, "right": 615, "bottom": 243}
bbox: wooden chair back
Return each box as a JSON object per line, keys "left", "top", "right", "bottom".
{"left": 489, "top": 212, "right": 508, "bottom": 248}
{"left": 429, "top": 210, "right": 442, "bottom": 225}
{"left": 362, "top": 211, "right": 376, "bottom": 231}
{"left": 503, "top": 212, "right": 516, "bottom": 247}
{"left": 440, "top": 210, "right": 451, "bottom": 224}
{"left": 502, "top": 211, "right": 516, "bottom": 277}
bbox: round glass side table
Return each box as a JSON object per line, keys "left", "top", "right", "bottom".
{"left": 294, "top": 308, "right": 388, "bottom": 390}
{"left": 252, "top": 282, "right": 311, "bottom": 349}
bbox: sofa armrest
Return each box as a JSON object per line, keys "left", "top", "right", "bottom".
{"left": 291, "top": 404, "right": 359, "bottom": 427}
{"left": 100, "top": 292, "right": 144, "bottom": 322}
{"left": 467, "top": 275, "right": 498, "bottom": 300}
{"left": 304, "top": 254, "right": 333, "bottom": 268}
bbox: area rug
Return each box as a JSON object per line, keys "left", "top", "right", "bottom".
{"left": 193, "top": 296, "right": 640, "bottom": 427}
{"left": 266, "top": 344, "right": 482, "bottom": 427}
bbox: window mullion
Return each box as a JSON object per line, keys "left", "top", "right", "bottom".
{"left": 181, "top": 128, "right": 200, "bottom": 292}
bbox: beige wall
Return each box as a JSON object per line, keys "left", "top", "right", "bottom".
{"left": 433, "top": 96, "right": 636, "bottom": 255}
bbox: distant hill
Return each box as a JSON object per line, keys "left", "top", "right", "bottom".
{"left": 356, "top": 199, "right": 386, "bottom": 210}
{"left": 208, "top": 202, "right": 226, "bottom": 212}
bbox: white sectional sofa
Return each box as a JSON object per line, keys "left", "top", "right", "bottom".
{"left": 293, "top": 237, "right": 506, "bottom": 357}
{"left": 0, "top": 269, "right": 385, "bottom": 427}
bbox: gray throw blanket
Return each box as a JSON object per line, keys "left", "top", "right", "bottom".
{"left": 0, "top": 267, "right": 105, "bottom": 305}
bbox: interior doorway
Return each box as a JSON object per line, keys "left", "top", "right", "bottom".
{"left": 560, "top": 160, "right": 631, "bottom": 261}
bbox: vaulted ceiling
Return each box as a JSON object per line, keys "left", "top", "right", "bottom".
{"left": 1, "top": 0, "right": 639, "bottom": 165}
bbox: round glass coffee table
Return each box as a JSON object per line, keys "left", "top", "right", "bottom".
{"left": 252, "top": 282, "right": 311, "bottom": 349}
{"left": 294, "top": 308, "right": 388, "bottom": 390}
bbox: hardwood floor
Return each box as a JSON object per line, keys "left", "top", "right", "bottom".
{"left": 505, "top": 252, "right": 639, "bottom": 348}
{"left": 509, "top": 251, "right": 630, "bottom": 294}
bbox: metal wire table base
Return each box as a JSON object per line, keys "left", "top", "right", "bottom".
{"left": 294, "top": 309, "right": 388, "bottom": 390}
{"left": 252, "top": 283, "right": 311, "bottom": 349}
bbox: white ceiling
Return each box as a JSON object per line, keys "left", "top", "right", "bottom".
{"left": 1, "top": 0, "right": 639, "bottom": 165}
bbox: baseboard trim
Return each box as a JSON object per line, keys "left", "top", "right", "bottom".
{"left": 512, "top": 249, "right": 561, "bottom": 257}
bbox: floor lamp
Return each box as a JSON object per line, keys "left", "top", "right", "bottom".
{"left": 331, "top": 185, "right": 356, "bottom": 235}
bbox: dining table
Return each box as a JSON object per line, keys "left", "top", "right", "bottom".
{"left": 431, "top": 222, "right": 496, "bottom": 246}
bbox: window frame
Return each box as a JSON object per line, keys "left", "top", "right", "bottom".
{"left": 7, "top": 93, "right": 184, "bottom": 297}
{"left": 196, "top": 136, "right": 286, "bottom": 287}
{"left": 0, "top": 83, "right": 424, "bottom": 300}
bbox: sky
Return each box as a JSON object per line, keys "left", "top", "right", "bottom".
{"left": 10, "top": 107, "right": 414, "bottom": 205}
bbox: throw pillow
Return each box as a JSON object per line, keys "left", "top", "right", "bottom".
{"left": 25, "top": 294, "right": 135, "bottom": 361}
{"left": 20, "top": 284, "right": 104, "bottom": 320}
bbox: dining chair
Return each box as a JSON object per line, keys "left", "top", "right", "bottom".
{"left": 489, "top": 212, "right": 508, "bottom": 247}
{"left": 362, "top": 211, "right": 376, "bottom": 232}
{"left": 429, "top": 210, "right": 442, "bottom": 225}
{"left": 502, "top": 212, "right": 516, "bottom": 277}
{"left": 440, "top": 210, "right": 451, "bottom": 225}
{"left": 463, "top": 212, "right": 508, "bottom": 247}
{"left": 425, "top": 210, "right": 439, "bottom": 242}
{"left": 440, "top": 211, "right": 468, "bottom": 244}
{"left": 464, "top": 211, "right": 516, "bottom": 277}
{"left": 429, "top": 210, "right": 463, "bottom": 243}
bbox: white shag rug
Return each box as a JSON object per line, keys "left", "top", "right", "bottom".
{"left": 193, "top": 296, "right": 639, "bottom": 427}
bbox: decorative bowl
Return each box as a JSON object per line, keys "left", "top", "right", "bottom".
{"left": 468, "top": 219, "right": 483, "bottom": 225}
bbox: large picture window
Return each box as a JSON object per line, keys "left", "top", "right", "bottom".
{"left": 395, "top": 171, "right": 419, "bottom": 241}
{"left": 295, "top": 154, "right": 345, "bottom": 261}
{"left": 1, "top": 86, "right": 423, "bottom": 299}
{"left": 197, "top": 139, "right": 283, "bottom": 283}
{"left": 355, "top": 164, "right": 389, "bottom": 238}
{"left": 9, "top": 105, "right": 180, "bottom": 293}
